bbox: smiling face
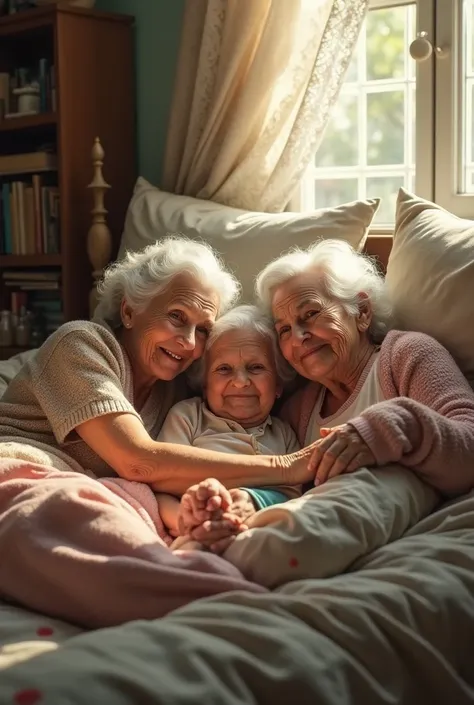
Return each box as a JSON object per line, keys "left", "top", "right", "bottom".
{"left": 272, "top": 270, "right": 372, "bottom": 387}
{"left": 120, "top": 272, "right": 219, "bottom": 385}
{"left": 204, "top": 328, "right": 281, "bottom": 428}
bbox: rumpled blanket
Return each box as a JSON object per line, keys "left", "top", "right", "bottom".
{"left": 1, "top": 455, "right": 473, "bottom": 705}
{"left": 0, "top": 457, "right": 266, "bottom": 628}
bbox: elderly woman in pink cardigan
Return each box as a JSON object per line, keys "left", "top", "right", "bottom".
{"left": 254, "top": 238, "right": 474, "bottom": 497}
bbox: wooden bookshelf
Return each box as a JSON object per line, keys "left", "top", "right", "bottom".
{"left": 0, "top": 4, "right": 136, "bottom": 352}
{"left": 2, "top": 254, "right": 62, "bottom": 267}
{"left": 0, "top": 112, "right": 56, "bottom": 132}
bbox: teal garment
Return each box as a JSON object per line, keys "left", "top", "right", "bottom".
{"left": 244, "top": 488, "right": 288, "bottom": 510}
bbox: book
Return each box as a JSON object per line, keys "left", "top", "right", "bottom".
{"left": 1, "top": 183, "right": 12, "bottom": 254}
{"left": 3, "top": 270, "right": 60, "bottom": 281}
{"left": 1, "top": 179, "right": 60, "bottom": 254}
{"left": 0, "top": 152, "right": 57, "bottom": 176}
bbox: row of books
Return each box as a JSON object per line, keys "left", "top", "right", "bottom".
{"left": 30, "top": 290, "right": 63, "bottom": 337}
{"left": 2, "top": 270, "right": 60, "bottom": 291}
{"left": 0, "top": 58, "right": 56, "bottom": 117}
{"left": 0, "top": 178, "right": 60, "bottom": 255}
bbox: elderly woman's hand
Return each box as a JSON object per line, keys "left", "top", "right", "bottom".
{"left": 308, "top": 425, "right": 376, "bottom": 485}
{"left": 189, "top": 488, "right": 256, "bottom": 554}
{"left": 178, "top": 478, "right": 235, "bottom": 535}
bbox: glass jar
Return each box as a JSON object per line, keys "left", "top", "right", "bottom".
{"left": 0, "top": 310, "right": 13, "bottom": 347}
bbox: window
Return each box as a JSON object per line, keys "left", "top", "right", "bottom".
{"left": 463, "top": 0, "right": 474, "bottom": 193}
{"left": 302, "top": 0, "right": 474, "bottom": 225}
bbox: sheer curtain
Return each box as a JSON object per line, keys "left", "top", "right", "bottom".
{"left": 162, "top": 0, "right": 368, "bottom": 212}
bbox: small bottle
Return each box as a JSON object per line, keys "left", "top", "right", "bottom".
{"left": 14, "top": 307, "right": 30, "bottom": 347}
{"left": 0, "top": 310, "right": 13, "bottom": 347}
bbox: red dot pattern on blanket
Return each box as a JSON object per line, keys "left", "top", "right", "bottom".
{"left": 289, "top": 557, "right": 299, "bottom": 567}
{"left": 36, "top": 627, "right": 53, "bottom": 637}
{"left": 13, "top": 689, "right": 43, "bottom": 705}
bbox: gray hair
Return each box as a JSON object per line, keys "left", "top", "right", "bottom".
{"left": 188, "top": 304, "right": 295, "bottom": 390}
{"left": 95, "top": 235, "right": 241, "bottom": 327}
{"left": 255, "top": 239, "right": 392, "bottom": 343}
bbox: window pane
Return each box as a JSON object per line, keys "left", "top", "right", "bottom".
{"left": 367, "top": 176, "right": 404, "bottom": 224}
{"left": 315, "top": 93, "right": 358, "bottom": 167}
{"left": 314, "top": 179, "right": 358, "bottom": 209}
{"left": 346, "top": 51, "right": 358, "bottom": 83}
{"left": 471, "top": 83, "right": 474, "bottom": 163}
{"left": 471, "top": 1, "right": 474, "bottom": 74}
{"left": 367, "top": 90, "right": 405, "bottom": 165}
{"left": 310, "top": 3, "right": 416, "bottom": 224}
{"left": 366, "top": 7, "right": 406, "bottom": 81}
{"left": 463, "top": 0, "right": 474, "bottom": 192}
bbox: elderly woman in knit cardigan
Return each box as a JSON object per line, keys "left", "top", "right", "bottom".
{"left": 255, "top": 239, "right": 474, "bottom": 496}
{"left": 0, "top": 236, "right": 315, "bottom": 628}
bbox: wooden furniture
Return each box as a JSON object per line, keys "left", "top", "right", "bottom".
{"left": 87, "top": 137, "right": 112, "bottom": 315}
{"left": 0, "top": 3, "right": 135, "bottom": 357}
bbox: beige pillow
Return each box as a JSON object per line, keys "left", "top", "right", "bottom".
{"left": 119, "top": 178, "right": 380, "bottom": 302}
{"left": 386, "top": 188, "right": 474, "bottom": 375}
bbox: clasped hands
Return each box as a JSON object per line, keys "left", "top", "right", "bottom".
{"left": 177, "top": 424, "right": 374, "bottom": 554}
{"left": 177, "top": 479, "right": 255, "bottom": 554}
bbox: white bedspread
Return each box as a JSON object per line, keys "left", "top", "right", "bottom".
{"left": 0, "top": 467, "right": 473, "bottom": 705}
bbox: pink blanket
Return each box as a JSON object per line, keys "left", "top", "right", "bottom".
{"left": 0, "top": 458, "right": 266, "bottom": 628}
{"left": 98, "top": 476, "right": 173, "bottom": 545}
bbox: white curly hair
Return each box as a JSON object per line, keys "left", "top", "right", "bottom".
{"left": 95, "top": 235, "right": 241, "bottom": 327}
{"left": 187, "top": 304, "right": 295, "bottom": 390}
{"left": 255, "top": 239, "right": 392, "bottom": 343}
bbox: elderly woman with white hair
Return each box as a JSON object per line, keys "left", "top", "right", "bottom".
{"left": 149, "top": 304, "right": 301, "bottom": 552}
{"left": 256, "top": 238, "right": 474, "bottom": 496}
{"left": 0, "top": 236, "right": 314, "bottom": 628}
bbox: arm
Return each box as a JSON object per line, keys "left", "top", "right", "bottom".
{"left": 31, "top": 328, "right": 309, "bottom": 494}
{"left": 349, "top": 331, "right": 474, "bottom": 495}
{"left": 76, "top": 412, "right": 299, "bottom": 495}
{"left": 241, "top": 420, "right": 302, "bottom": 508}
{"left": 155, "top": 493, "right": 181, "bottom": 534}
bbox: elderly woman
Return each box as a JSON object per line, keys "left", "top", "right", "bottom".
{"left": 152, "top": 304, "right": 300, "bottom": 550}
{"left": 0, "top": 236, "right": 313, "bottom": 628}
{"left": 255, "top": 238, "right": 474, "bottom": 496}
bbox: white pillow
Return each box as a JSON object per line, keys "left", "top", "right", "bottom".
{"left": 386, "top": 188, "right": 474, "bottom": 375}
{"left": 119, "top": 178, "right": 380, "bottom": 302}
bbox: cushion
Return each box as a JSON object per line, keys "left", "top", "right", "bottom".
{"left": 119, "top": 178, "right": 380, "bottom": 302}
{"left": 386, "top": 188, "right": 474, "bottom": 376}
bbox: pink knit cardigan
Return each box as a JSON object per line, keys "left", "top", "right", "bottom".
{"left": 282, "top": 330, "right": 474, "bottom": 495}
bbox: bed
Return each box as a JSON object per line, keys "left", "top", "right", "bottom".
{"left": 0, "top": 145, "right": 473, "bottom": 705}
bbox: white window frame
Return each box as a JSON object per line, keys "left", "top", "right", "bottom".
{"left": 435, "top": 0, "right": 474, "bottom": 217}
{"left": 368, "top": 0, "right": 434, "bottom": 210}
{"left": 301, "top": 0, "right": 474, "bottom": 226}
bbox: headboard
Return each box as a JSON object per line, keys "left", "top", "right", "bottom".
{"left": 86, "top": 141, "right": 393, "bottom": 318}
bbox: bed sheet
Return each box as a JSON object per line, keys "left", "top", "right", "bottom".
{"left": 0, "top": 477, "right": 472, "bottom": 705}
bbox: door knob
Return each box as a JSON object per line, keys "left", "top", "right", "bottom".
{"left": 409, "top": 31, "right": 449, "bottom": 61}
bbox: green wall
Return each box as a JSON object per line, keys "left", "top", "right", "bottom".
{"left": 95, "top": 0, "right": 185, "bottom": 185}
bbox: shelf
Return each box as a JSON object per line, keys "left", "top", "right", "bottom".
{"left": 0, "top": 4, "right": 133, "bottom": 36}
{"left": 2, "top": 254, "right": 62, "bottom": 267}
{"left": 0, "top": 113, "right": 57, "bottom": 133}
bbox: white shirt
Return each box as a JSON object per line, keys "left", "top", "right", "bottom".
{"left": 305, "top": 353, "right": 385, "bottom": 446}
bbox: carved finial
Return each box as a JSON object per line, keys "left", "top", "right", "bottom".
{"left": 87, "top": 138, "right": 112, "bottom": 317}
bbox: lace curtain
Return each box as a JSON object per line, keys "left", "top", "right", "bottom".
{"left": 162, "top": 0, "right": 368, "bottom": 212}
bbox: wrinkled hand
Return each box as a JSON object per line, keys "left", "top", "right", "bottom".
{"left": 178, "top": 478, "right": 233, "bottom": 536}
{"left": 190, "top": 488, "right": 257, "bottom": 554}
{"left": 309, "top": 424, "right": 376, "bottom": 486}
{"left": 279, "top": 444, "right": 318, "bottom": 486}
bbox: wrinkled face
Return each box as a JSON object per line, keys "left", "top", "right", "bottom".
{"left": 272, "top": 271, "right": 372, "bottom": 384}
{"left": 204, "top": 328, "right": 281, "bottom": 428}
{"left": 121, "top": 273, "right": 219, "bottom": 383}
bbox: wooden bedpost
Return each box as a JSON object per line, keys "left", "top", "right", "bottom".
{"left": 87, "top": 138, "right": 112, "bottom": 317}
